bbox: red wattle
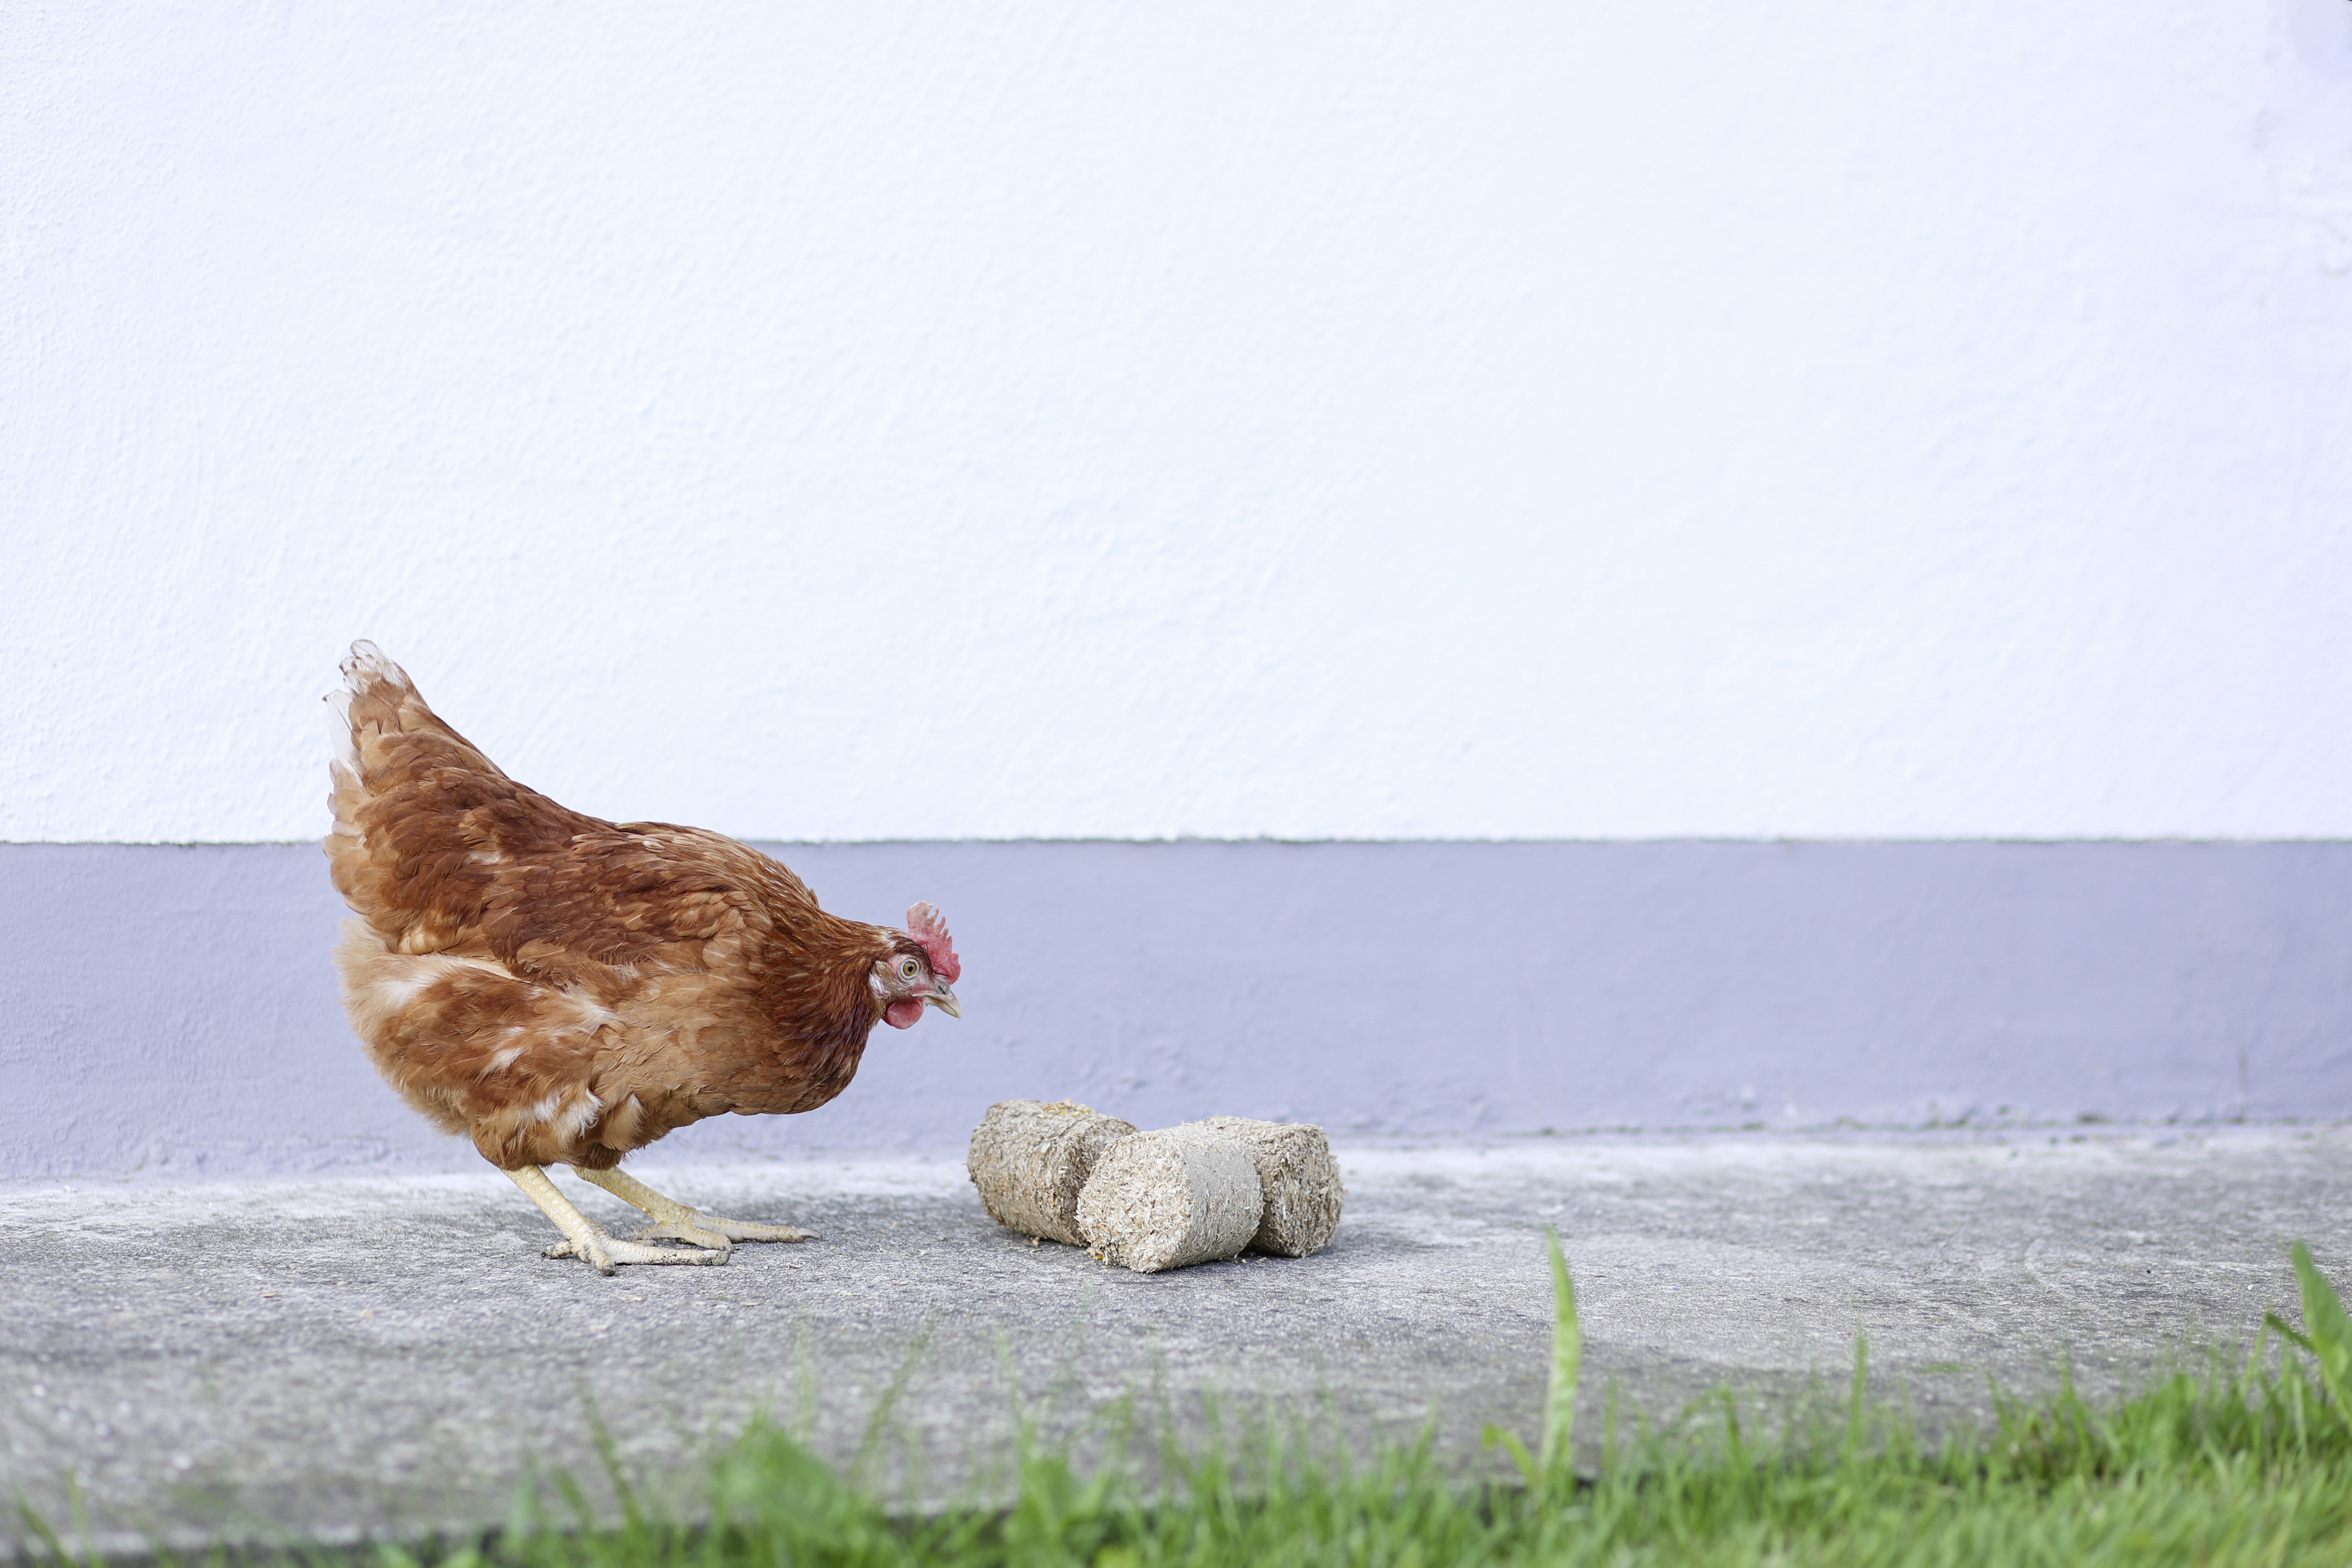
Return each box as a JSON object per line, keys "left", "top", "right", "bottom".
{"left": 883, "top": 998, "right": 924, "bottom": 1030}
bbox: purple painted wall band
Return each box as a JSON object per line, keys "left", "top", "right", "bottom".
{"left": 3, "top": 841, "right": 2345, "bottom": 1180}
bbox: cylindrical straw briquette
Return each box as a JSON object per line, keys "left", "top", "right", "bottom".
{"left": 966, "top": 1099, "right": 1139, "bottom": 1245}
{"left": 1076, "top": 1122, "right": 1264, "bottom": 1273}
{"left": 1197, "top": 1116, "right": 1345, "bottom": 1257}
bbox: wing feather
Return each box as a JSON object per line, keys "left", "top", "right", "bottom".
{"left": 325, "top": 647, "right": 815, "bottom": 989}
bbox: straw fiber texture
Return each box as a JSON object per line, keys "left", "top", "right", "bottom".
{"left": 1075, "top": 1121, "right": 1264, "bottom": 1273}
{"left": 965, "top": 1098, "right": 1138, "bottom": 1245}
{"left": 1199, "top": 1115, "right": 1346, "bottom": 1257}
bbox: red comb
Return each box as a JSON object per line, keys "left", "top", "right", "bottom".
{"left": 907, "top": 902, "right": 960, "bottom": 984}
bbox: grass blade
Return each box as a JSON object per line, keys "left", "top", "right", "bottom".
{"left": 2285, "top": 1241, "right": 2352, "bottom": 1421}
{"left": 1537, "top": 1227, "right": 1582, "bottom": 1483}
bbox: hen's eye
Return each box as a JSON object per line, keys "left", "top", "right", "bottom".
{"left": 901, "top": 960, "right": 919, "bottom": 979}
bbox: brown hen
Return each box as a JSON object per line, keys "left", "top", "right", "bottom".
{"left": 324, "top": 642, "right": 960, "bottom": 1272}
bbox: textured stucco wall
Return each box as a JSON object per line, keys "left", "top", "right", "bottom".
{"left": 5, "top": 840, "right": 2348, "bottom": 1180}
{"left": 7, "top": 2, "right": 2352, "bottom": 843}
{"left": 8, "top": 7, "right": 2352, "bottom": 1176}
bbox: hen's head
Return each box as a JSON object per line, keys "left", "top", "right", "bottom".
{"left": 874, "top": 901, "right": 961, "bottom": 1030}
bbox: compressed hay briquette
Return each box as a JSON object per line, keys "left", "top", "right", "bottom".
{"left": 1076, "top": 1122, "right": 1264, "bottom": 1273}
{"left": 1197, "top": 1116, "right": 1345, "bottom": 1258}
{"left": 966, "top": 1099, "right": 1139, "bottom": 1245}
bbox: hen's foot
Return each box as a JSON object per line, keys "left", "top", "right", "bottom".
{"left": 503, "top": 1164, "right": 729, "bottom": 1276}
{"left": 570, "top": 1165, "right": 817, "bottom": 1250}
{"left": 637, "top": 1217, "right": 816, "bottom": 1248}
{"left": 542, "top": 1234, "right": 728, "bottom": 1271}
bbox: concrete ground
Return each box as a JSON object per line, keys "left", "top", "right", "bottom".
{"left": 3, "top": 1127, "right": 2348, "bottom": 1556}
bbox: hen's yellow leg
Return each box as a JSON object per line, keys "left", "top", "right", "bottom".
{"left": 503, "top": 1165, "right": 728, "bottom": 1274}
{"left": 571, "top": 1165, "right": 816, "bottom": 1250}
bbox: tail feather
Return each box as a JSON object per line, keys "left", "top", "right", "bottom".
{"left": 331, "top": 639, "right": 409, "bottom": 734}
{"left": 325, "top": 641, "right": 533, "bottom": 939}
{"left": 326, "top": 640, "right": 400, "bottom": 776}
{"left": 326, "top": 641, "right": 505, "bottom": 789}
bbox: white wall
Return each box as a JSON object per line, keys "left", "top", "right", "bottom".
{"left": 6, "top": 2, "right": 2349, "bottom": 844}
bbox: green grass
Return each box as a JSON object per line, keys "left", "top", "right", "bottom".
{"left": 25, "top": 1238, "right": 2352, "bottom": 1568}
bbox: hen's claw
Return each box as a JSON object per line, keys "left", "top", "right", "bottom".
{"left": 637, "top": 1217, "right": 814, "bottom": 1247}
{"left": 541, "top": 1234, "right": 728, "bottom": 1274}
{"left": 506, "top": 1164, "right": 812, "bottom": 1270}
{"left": 570, "top": 1165, "right": 815, "bottom": 1250}
{"left": 504, "top": 1164, "right": 730, "bottom": 1275}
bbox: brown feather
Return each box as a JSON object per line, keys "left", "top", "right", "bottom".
{"left": 325, "top": 644, "right": 906, "bottom": 1170}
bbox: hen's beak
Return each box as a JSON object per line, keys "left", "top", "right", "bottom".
{"left": 927, "top": 983, "right": 961, "bottom": 1019}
